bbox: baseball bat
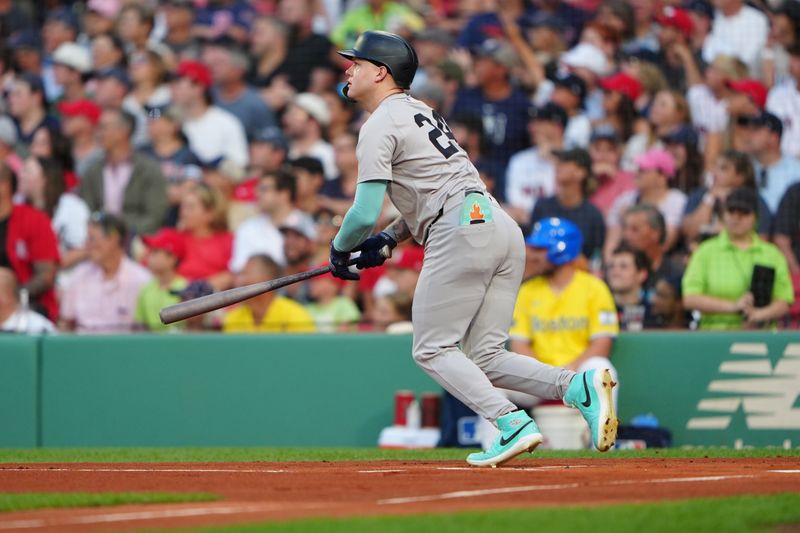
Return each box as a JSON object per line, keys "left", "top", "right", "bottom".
{"left": 159, "top": 247, "right": 390, "bottom": 325}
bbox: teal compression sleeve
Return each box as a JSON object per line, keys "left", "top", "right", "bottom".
{"left": 332, "top": 180, "right": 388, "bottom": 252}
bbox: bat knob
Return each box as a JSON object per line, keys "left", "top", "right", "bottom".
{"left": 379, "top": 245, "right": 393, "bottom": 259}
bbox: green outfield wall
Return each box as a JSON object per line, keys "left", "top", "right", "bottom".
{"left": 1, "top": 332, "right": 798, "bottom": 448}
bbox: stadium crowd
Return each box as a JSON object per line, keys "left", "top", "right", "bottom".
{"left": 0, "top": 0, "right": 798, "bottom": 336}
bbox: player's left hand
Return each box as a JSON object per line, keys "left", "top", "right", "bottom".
{"left": 355, "top": 232, "right": 397, "bottom": 269}
{"left": 329, "top": 243, "right": 360, "bottom": 280}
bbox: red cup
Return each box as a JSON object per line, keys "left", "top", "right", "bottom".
{"left": 394, "top": 390, "right": 415, "bottom": 426}
{"left": 421, "top": 392, "right": 440, "bottom": 428}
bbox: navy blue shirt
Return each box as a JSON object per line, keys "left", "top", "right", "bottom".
{"left": 684, "top": 187, "right": 773, "bottom": 236}
{"left": 531, "top": 196, "right": 606, "bottom": 258}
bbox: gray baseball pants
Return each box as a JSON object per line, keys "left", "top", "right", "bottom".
{"left": 412, "top": 194, "right": 575, "bottom": 424}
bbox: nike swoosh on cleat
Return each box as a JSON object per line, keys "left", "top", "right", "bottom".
{"left": 499, "top": 421, "right": 533, "bottom": 446}
{"left": 581, "top": 373, "right": 592, "bottom": 408}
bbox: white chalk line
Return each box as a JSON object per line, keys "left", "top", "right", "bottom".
{"left": 768, "top": 470, "right": 800, "bottom": 474}
{"left": 436, "top": 465, "right": 589, "bottom": 472}
{"left": 378, "top": 474, "right": 761, "bottom": 505}
{"left": 358, "top": 469, "right": 407, "bottom": 473}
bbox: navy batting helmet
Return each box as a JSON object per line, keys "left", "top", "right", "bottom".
{"left": 338, "top": 31, "right": 419, "bottom": 89}
{"left": 526, "top": 218, "right": 583, "bottom": 266}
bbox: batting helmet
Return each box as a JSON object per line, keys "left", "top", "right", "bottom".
{"left": 338, "top": 31, "right": 419, "bottom": 89}
{"left": 525, "top": 218, "right": 583, "bottom": 266}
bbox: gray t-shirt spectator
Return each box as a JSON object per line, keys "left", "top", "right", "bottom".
{"left": 212, "top": 87, "right": 277, "bottom": 141}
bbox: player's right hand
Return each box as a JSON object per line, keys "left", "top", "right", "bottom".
{"left": 355, "top": 232, "right": 397, "bottom": 269}
{"left": 329, "top": 243, "right": 360, "bottom": 281}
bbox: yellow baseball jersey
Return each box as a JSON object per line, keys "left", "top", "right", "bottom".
{"left": 223, "top": 296, "right": 316, "bottom": 334}
{"left": 510, "top": 271, "right": 619, "bottom": 367}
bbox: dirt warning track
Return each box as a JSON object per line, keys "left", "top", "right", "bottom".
{"left": 0, "top": 457, "right": 798, "bottom": 532}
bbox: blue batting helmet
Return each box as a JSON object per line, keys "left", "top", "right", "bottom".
{"left": 525, "top": 218, "right": 583, "bottom": 266}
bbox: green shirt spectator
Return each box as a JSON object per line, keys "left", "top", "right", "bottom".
{"left": 135, "top": 276, "right": 189, "bottom": 332}
{"left": 331, "top": 2, "right": 425, "bottom": 49}
{"left": 306, "top": 296, "right": 362, "bottom": 333}
{"left": 683, "top": 188, "right": 794, "bottom": 330}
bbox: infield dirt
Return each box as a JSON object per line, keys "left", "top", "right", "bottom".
{"left": 0, "top": 457, "right": 799, "bottom": 532}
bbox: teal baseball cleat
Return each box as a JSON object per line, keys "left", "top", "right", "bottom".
{"left": 564, "top": 368, "right": 618, "bottom": 451}
{"left": 466, "top": 410, "right": 543, "bottom": 468}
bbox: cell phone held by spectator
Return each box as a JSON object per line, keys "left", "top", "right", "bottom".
{"left": 750, "top": 265, "right": 775, "bottom": 308}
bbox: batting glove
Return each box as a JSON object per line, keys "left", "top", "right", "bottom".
{"left": 329, "top": 243, "right": 360, "bottom": 281}
{"left": 355, "top": 232, "right": 397, "bottom": 270}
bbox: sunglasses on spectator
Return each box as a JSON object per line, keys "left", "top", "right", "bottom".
{"left": 725, "top": 207, "right": 754, "bottom": 216}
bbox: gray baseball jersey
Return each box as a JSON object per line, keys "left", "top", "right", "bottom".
{"left": 356, "top": 93, "right": 486, "bottom": 243}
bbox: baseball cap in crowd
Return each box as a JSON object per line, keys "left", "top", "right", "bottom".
{"left": 173, "top": 279, "right": 214, "bottom": 300}
{"left": 58, "top": 99, "right": 103, "bottom": 125}
{"left": 527, "top": 11, "right": 566, "bottom": 32}
{"left": 414, "top": 28, "right": 454, "bottom": 48}
{"left": 289, "top": 156, "right": 325, "bottom": 176}
{"left": 176, "top": 60, "right": 213, "bottom": 88}
{"left": 738, "top": 111, "right": 784, "bottom": 137}
{"left": 17, "top": 73, "right": 45, "bottom": 95}
{"left": 552, "top": 148, "right": 593, "bottom": 177}
{"left": 145, "top": 104, "right": 184, "bottom": 123}
{"left": 87, "top": 0, "right": 122, "bottom": 19}
{"left": 560, "top": 43, "right": 610, "bottom": 76}
{"left": 655, "top": 6, "right": 694, "bottom": 38}
{"left": 53, "top": 42, "right": 92, "bottom": 73}
{"left": 46, "top": 7, "right": 80, "bottom": 33}
{"left": 552, "top": 72, "right": 587, "bottom": 102}
{"left": 661, "top": 125, "right": 699, "bottom": 146}
{"left": 291, "top": 93, "right": 331, "bottom": 127}
{"left": 142, "top": 228, "right": 187, "bottom": 261}
{"left": 634, "top": 148, "right": 676, "bottom": 178}
{"left": 95, "top": 66, "right": 132, "bottom": 89}
{"left": 252, "top": 125, "right": 289, "bottom": 150}
{"left": 528, "top": 102, "right": 568, "bottom": 128}
{"left": 621, "top": 47, "right": 660, "bottom": 65}
{"left": 7, "top": 30, "right": 41, "bottom": 50}
{"left": 725, "top": 187, "right": 758, "bottom": 214}
{"left": 590, "top": 125, "right": 620, "bottom": 144}
{"left": 686, "top": 0, "right": 715, "bottom": 19}
{"left": 387, "top": 246, "right": 424, "bottom": 272}
{"left": 471, "top": 39, "right": 519, "bottom": 69}
{"left": 0, "top": 116, "right": 17, "bottom": 147}
{"left": 726, "top": 78, "right": 767, "bottom": 109}
{"left": 279, "top": 211, "right": 318, "bottom": 241}
{"left": 600, "top": 71, "right": 642, "bottom": 101}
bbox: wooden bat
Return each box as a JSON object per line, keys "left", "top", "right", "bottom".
{"left": 159, "top": 248, "right": 390, "bottom": 325}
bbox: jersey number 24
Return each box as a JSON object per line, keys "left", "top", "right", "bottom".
{"left": 415, "top": 111, "right": 458, "bottom": 159}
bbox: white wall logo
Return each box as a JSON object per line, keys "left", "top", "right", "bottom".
{"left": 687, "top": 342, "right": 800, "bottom": 430}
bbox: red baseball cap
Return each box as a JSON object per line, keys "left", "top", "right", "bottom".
{"left": 176, "top": 60, "right": 213, "bottom": 89}
{"left": 58, "top": 99, "right": 102, "bottom": 125}
{"left": 656, "top": 6, "right": 694, "bottom": 38}
{"left": 726, "top": 79, "right": 767, "bottom": 109}
{"left": 142, "top": 228, "right": 187, "bottom": 260}
{"left": 600, "top": 72, "right": 642, "bottom": 102}
{"left": 387, "top": 246, "right": 425, "bottom": 272}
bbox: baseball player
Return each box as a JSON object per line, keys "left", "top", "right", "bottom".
{"left": 329, "top": 31, "right": 618, "bottom": 466}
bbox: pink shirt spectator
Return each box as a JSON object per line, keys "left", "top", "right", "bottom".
{"left": 102, "top": 161, "right": 133, "bottom": 215}
{"left": 61, "top": 257, "right": 151, "bottom": 333}
{"left": 591, "top": 170, "right": 636, "bottom": 217}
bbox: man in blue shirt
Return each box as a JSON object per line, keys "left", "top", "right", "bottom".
{"left": 743, "top": 112, "right": 800, "bottom": 212}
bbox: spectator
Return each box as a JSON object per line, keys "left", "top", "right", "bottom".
{"left": 90, "top": 32, "right": 127, "bottom": 72}
{"left": 204, "top": 40, "right": 277, "bottom": 142}
{"left": 17, "top": 156, "right": 89, "bottom": 269}
{"left": 93, "top": 66, "right": 133, "bottom": 109}
{"left": 248, "top": 126, "right": 289, "bottom": 178}
{"left": 248, "top": 15, "right": 291, "bottom": 89}
{"left": 504, "top": 103, "right": 565, "bottom": 225}
{"left": 686, "top": 0, "right": 715, "bottom": 53}
{"left": 141, "top": 105, "right": 203, "bottom": 228}
{"left": 194, "top": 0, "right": 255, "bottom": 44}
{"left": 116, "top": 4, "right": 155, "bottom": 55}
{"left": 622, "top": 89, "right": 690, "bottom": 171}
{"left": 683, "top": 150, "right": 772, "bottom": 243}
{"left": 57, "top": 99, "right": 103, "bottom": 181}
{"left": 177, "top": 182, "right": 233, "bottom": 291}
{"left": 276, "top": 0, "right": 335, "bottom": 94}
{"left": 7, "top": 74, "right": 58, "bottom": 149}
{"left": 162, "top": 0, "right": 199, "bottom": 57}
{"left": 726, "top": 78, "right": 768, "bottom": 123}
{"left": 310, "top": 206, "right": 340, "bottom": 266}
{"left": 651, "top": 275, "right": 688, "bottom": 328}
{"left": 0, "top": 116, "right": 22, "bottom": 174}
{"left": 173, "top": 279, "right": 217, "bottom": 331}
{"left": 42, "top": 8, "right": 80, "bottom": 101}
{"left": 229, "top": 170, "right": 297, "bottom": 272}
{"left": 624, "top": 0, "right": 659, "bottom": 53}
{"left": 372, "top": 291, "right": 413, "bottom": 333}
{"left": 123, "top": 49, "right": 172, "bottom": 148}
{"left": 410, "top": 29, "right": 455, "bottom": 92}
{"left": 652, "top": 6, "right": 702, "bottom": 93}
{"left": 319, "top": 132, "right": 358, "bottom": 216}
{"left": 450, "top": 39, "right": 531, "bottom": 201}
{"left": 606, "top": 148, "right": 687, "bottom": 259}
{"left": 598, "top": 71, "right": 642, "bottom": 142}
{"left": 550, "top": 42, "right": 612, "bottom": 121}
{"left": 0, "top": 162, "right": 59, "bottom": 321}
{"left": 283, "top": 93, "right": 336, "bottom": 181}
{"left": 384, "top": 245, "right": 424, "bottom": 299}
{"left": 683, "top": 187, "right": 793, "bottom": 329}
{"left": 331, "top": 0, "right": 425, "bottom": 49}
{"left": 7, "top": 31, "right": 43, "bottom": 78}
{"left": 321, "top": 90, "right": 356, "bottom": 140}
{"left": 278, "top": 211, "right": 318, "bottom": 303}
{"left": 60, "top": 212, "right": 151, "bottom": 333}
{"left": 661, "top": 125, "right": 704, "bottom": 194}
{"left": 550, "top": 72, "right": 591, "bottom": 148}
{"left": 740, "top": 111, "right": 800, "bottom": 212}
{"left": 619, "top": 203, "right": 685, "bottom": 296}
{"left": 761, "top": 3, "right": 800, "bottom": 89}
{"left": 588, "top": 126, "right": 636, "bottom": 217}
{"left": 305, "top": 265, "right": 361, "bottom": 332}
{"left": 531, "top": 148, "right": 606, "bottom": 259}
{"left": 766, "top": 43, "right": 800, "bottom": 159}
{"left": 52, "top": 42, "right": 91, "bottom": 103}
{"left": 456, "top": 0, "right": 532, "bottom": 49}
{"left": 135, "top": 228, "right": 188, "bottom": 332}
{"left": 702, "top": 0, "right": 769, "bottom": 76}
{"left": 775, "top": 182, "right": 800, "bottom": 275}
{"left": 222, "top": 254, "right": 315, "bottom": 333}
{"left": 83, "top": 0, "right": 121, "bottom": 41}
{"left": 171, "top": 60, "right": 249, "bottom": 169}
{"left": 80, "top": 108, "right": 168, "bottom": 236}
{"left": 0, "top": 267, "right": 56, "bottom": 334}
{"left": 607, "top": 243, "right": 653, "bottom": 331}
{"left": 288, "top": 156, "right": 326, "bottom": 216}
